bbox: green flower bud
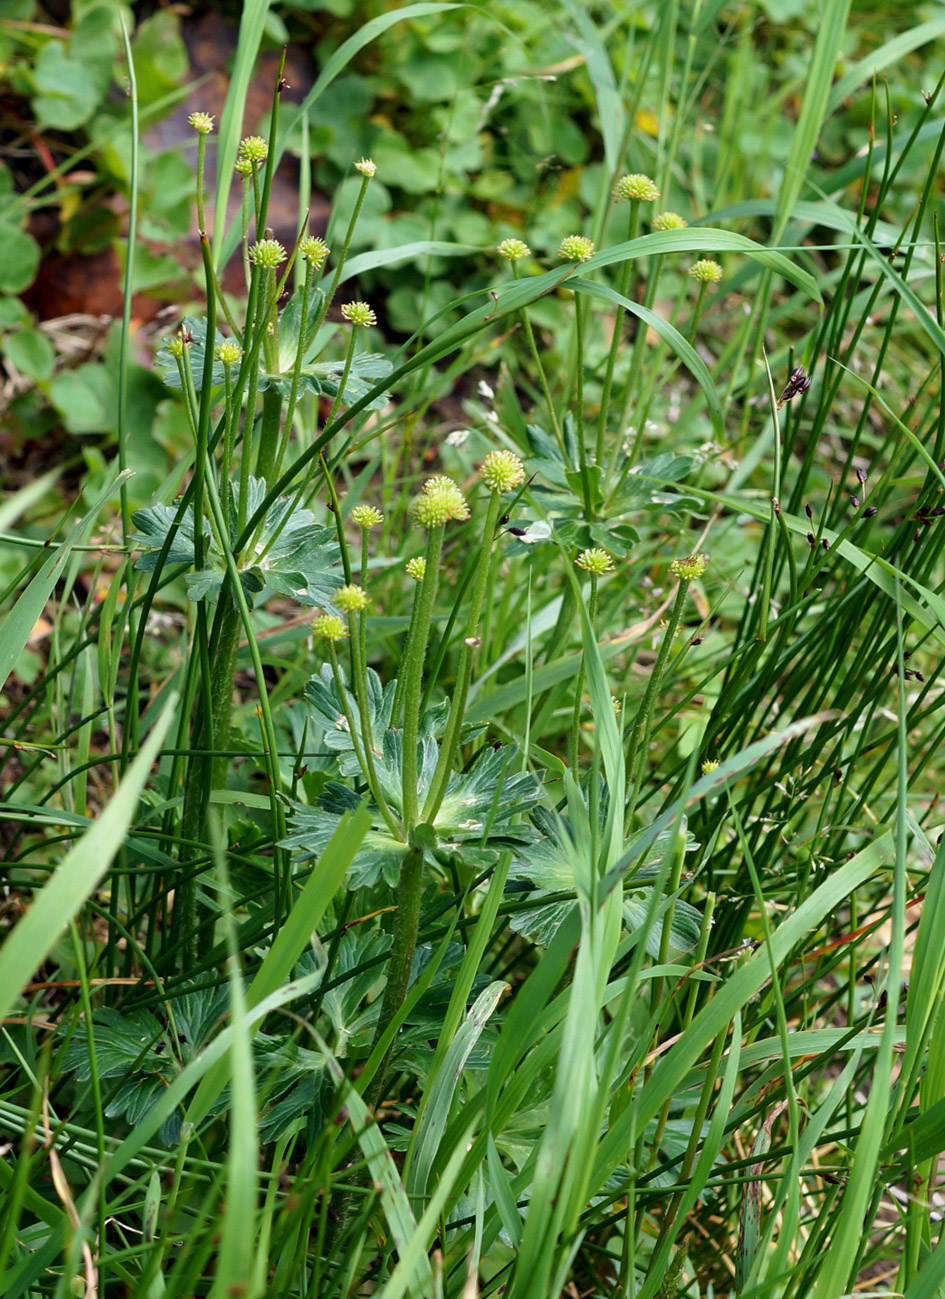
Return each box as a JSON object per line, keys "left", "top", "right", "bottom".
{"left": 299, "top": 235, "right": 330, "bottom": 267}
{"left": 558, "top": 234, "right": 595, "bottom": 263}
{"left": 481, "top": 449, "right": 526, "bottom": 493}
{"left": 311, "top": 614, "right": 348, "bottom": 643}
{"left": 188, "top": 111, "right": 215, "bottom": 135}
{"left": 166, "top": 334, "right": 186, "bottom": 359}
{"left": 354, "top": 157, "right": 376, "bottom": 177}
{"left": 688, "top": 259, "right": 723, "bottom": 285}
{"left": 405, "top": 557, "right": 426, "bottom": 581}
{"left": 248, "top": 238, "right": 287, "bottom": 270}
{"left": 213, "top": 340, "right": 243, "bottom": 367}
{"left": 613, "top": 173, "right": 660, "bottom": 203}
{"left": 335, "top": 584, "right": 370, "bottom": 613}
{"left": 411, "top": 477, "right": 470, "bottom": 528}
{"left": 350, "top": 504, "right": 383, "bottom": 529}
{"left": 576, "top": 547, "right": 614, "bottom": 575}
{"left": 497, "top": 237, "right": 531, "bottom": 261}
{"left": 652, "top": 211, "right": 687, "bottom": 231}
{"left": 238, "top": 135, "right": 269, "bottom": 166}
{"left": 670, "top": 553, "right": 708, "bottom": 581}
{"left": 341, "top": 300, "right": 376, "bottom": 328}
{"left": 701, "top": 759, "right": 719, "bottom": 774}
{"left": 234, "top": 157, "right": 254, "bottom": 178}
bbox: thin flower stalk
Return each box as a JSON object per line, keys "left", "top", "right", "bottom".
{"left": 596, "top": 199, "right": 643, "bottom": 461}
{"left": 311, "top": 164, "right": 375, "bottom": 341}
{"left": 509, "top": 260, "right": 564, "bottom": 454}
{"left": 422, "top": 490, "right": 504, "bottom": 821}
{"left": 400, "top": 524, "right": 445, "bottom": 828}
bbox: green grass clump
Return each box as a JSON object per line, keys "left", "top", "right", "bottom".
{"left": 5, "top": 4, "right": 945, "bottom": 1298}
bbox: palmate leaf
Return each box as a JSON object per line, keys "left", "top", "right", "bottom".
{"left": 282, "top": 741, "right": 542, "bottom": 889}
{"left": 259, "top": 352, "right": 394, "bottom": 411}
{"left": 508, "top": 819, "right": 701, "bottom": 954}
{"left": 131, "top": 477, "right": 342, "bottom": 607}
{"left": 304, "top": 664, "right": 397, "bottom": 777}
{"left": 156, "top": 315, "right": 229, "bottom": 391}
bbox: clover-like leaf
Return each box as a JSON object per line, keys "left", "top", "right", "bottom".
{"left": 131, "top": 477, "right": 341, "bottom": 608}
{"left": 509, "top": 818, "right": 700, "bottom": 953}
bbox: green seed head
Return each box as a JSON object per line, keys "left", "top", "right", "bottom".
{"left": 558, "top": 234, "right": 595, "bottom": 263}
{"left": 311, "top": 614, "right": 348, "bottom": 643}
{"left": 481, "top": 450, "right": 526, "bottom": 493}
{"left": 576, "top": 547, "right": 614, "bottom": 575}
{"left": 350, "top": 504, "right": 383, "bottom": 530}
{"left": 613, "top": 173, "right": 660, "bottom": 203}
{"left": 188, "top": 111, "right": 215, "bottom": 135}
{"left": 354, "top": 157, "right": 376, "bottom": 177}
{"left": 341, "top": 300, "right": 376, "bottom": 328}
{"left": 652, "top": 211, "right": 688, "bottom": 231}
{"left": 213, "top": 340, "right": 243, "bottom": 367}
{"left": 248, "top": 238, "right": 287, "bottom": 270}
{"left": 701, "top": 759, "right": 719, "bottom": 774}
{"left": 299, "top": 235, "right": 330, "bottom": 267}
{"left": 335, "top": 584, "right": 370, "bottom": 613}
{"left": 670, "top": 553, "right": 708, "bottom": 581}
{"left": 497, "top": 237, "right": 531, "bottom": 261}
{"left": 411, "top": 476, "right": 470, "bottom": 528}
{"left": 238, "top": 135, "right": 269, "bottom": 166}
{"left": 689, "top": 259, "right": 723, "bottom": 285}
{"left": 166, "top": 334, "right": 186, "bottom": 359}
{"left": 234, "top": 157, "right": 254, "bottom": 177}
{"left": 405, "top": 557, "right": 426, "bottom": 581}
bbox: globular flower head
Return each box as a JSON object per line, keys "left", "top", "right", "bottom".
{"left": 354, "top": 157, "right": 376, "bottom": 177}
{"left": 701, "top": 759, "right": 719, "bottom": 774}
{"left": 335, "top": 584, "right": 370, "bottom": 614}
{"left": 188, "top": 111, "right": 215, "bottom": 135}
{"left": 611, "top": 695, "right": 622, "bottom": 716}
{"left": 299, "top": 235, "right": 330, "bottom": 267}
{"left": 166, "top": 334, "right": 186, "bottom": 359}
{"left": 311, "top": 614, "right": 348, "bottom": 643}
{"left": 234, "top": 156, "right": 254, "bottom": 178}
{"left": 350, "top": 504, "right": 383, "bottom": 530}
{"left": 558, "top": 234, "right": 595, "bottom": 263}
{"left": 248, "top": 238, "right": 287, "bottom": 270}
{"left": 689, "top": 259, "right": 723, "bottom": 285}
{"left": 405, "top": 557, "right": 427, "bottom": 582}
{"left": 214, "top": 340, "right": 243, "bottom": 367}
{"left": 576, "top": 547, "right": 614, "bottom": 575}
{"left": 341, "top": 300, "right": 376, "bottom": 328}
{"left": 670, "top": 552, "right": 709, "bottom": 581}
{"left": 497, "top": 237, "right": 531, "bottom": 262}
{"left": 481, "top": 449, "right": 525, "bottom": 493}
{"left": 411, "top": 476, "right": 470, "bottom": 528}
{"left": 653, "top": 210, "right": 687, "bottom": 232}
{"left": 613, "top": 173, "right": 660, "bottom": 203}
{"left": 238, "top": 135, "right": 269, "bottom": 167}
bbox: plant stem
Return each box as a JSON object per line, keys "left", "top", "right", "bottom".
{"left": 364, "top": 843, "right": 425, "bottom": 1111}
{"left": 512, "top": 262, "right": 563, "bottom": 452}
{"left": 401, "top": 526, "right": 444, "bottom": 829}
{"left": 422, "top": 492, "right": 503, "bottom": 821}
{"left": 597, "top": 200, "right": 640, "bottom": 463}
{"left": 625, "top": 576, "right": 690, "bottom": 829}
{"left": 569, "top": 573, "right": 600, "bottom": 767}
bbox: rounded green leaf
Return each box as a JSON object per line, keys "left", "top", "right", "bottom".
{"left": 0, "top": 223, "right": 40, "bottom": 293}
{"left": 3, "top": 327, "right": 54, "bottom": 380}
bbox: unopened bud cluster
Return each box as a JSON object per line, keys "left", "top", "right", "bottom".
{"left": 497, "top": 238, "right": 531, "bottom": 261}
{"left": 558, "top": 235, "right": 595, "bottom": 263}
{"left": 670, "top": 553, "right": 708, "bottom": 581}
{"left": 689, "top": 259, "right": 723, "bottom": 285}
{"left": 350, "top": 504, "right": 383, "bottom": 529}
{"left": 341, "top": 301, "right": 376, "bottom": 328}
{"left": 300, "top": 235, "right": 330, "bottom": 267}
{"left": 653, "top": 211, "right": 687, "bottom": 231}
{"left": 411, "top": 475, "right": 470, "bottom": 528}
{"left": 576, "top": 547, "right": 614, "bottom": 575}
{"left": 311, "top": 614, "right": 348, "bottom": 643}
{"left": 188, "top": 111, "right": 214, "bottom": 135}
{"left": 335, "top": 584, "right": 370, "bottom": 614}
{"left": 214, "top": 340, "right": 243, "bottom": 366}
{"left": 238, "top": 135, "right": 269, "bottom": 167}
{"left": 405, "top": 557, "right": 426, "bottom": 581}
{"left": 613, "top": 173, "right": 660, "bottom": 203}
{"left": 249, "top": 238, "right": 287, "bottom": 270}
{"left": 481, "top": 450, "right": 525, "bottom": 493}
